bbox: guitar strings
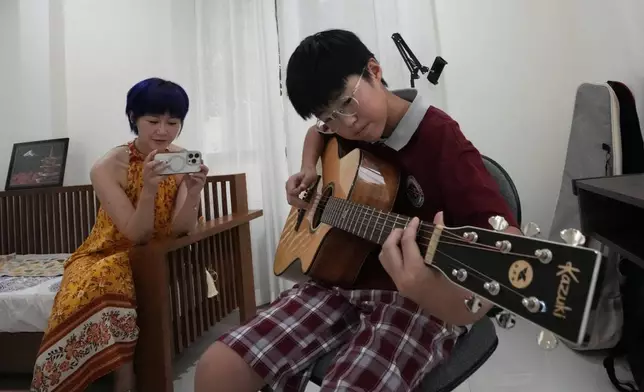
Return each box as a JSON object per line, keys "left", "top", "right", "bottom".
{"left": 309, "top": 193, "right": 489, "bottom": 241}
{"left": 301, "top": 194, "right": 542, "bottom": 261}
{"left": 431, "top": 247, "right": 533, "bottom": 305}
{"left": 338, "top": 210, "right": 550, "bottom": 306}
{"left": 320, "top": 196, "right": 540, "bottom": 259}
{"left": 311, "top": 193, "right": 471, "bottom": 242}
{"left": 322, "top": 202, "right": 538, "bottom": 306}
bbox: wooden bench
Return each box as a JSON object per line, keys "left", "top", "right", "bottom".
{"left": 0, "top": 174, "right": 262, "bottom": 391}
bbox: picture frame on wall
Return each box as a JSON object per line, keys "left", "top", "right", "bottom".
{"left": 4, "top": 138, "right": 70, "bottom": 191}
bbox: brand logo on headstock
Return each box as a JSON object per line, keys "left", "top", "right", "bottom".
{"left": 508, "top": 260, "right": 533, "bottom": 289}
{"left": 553, "top": 261, "right": 580, "bottom": 320}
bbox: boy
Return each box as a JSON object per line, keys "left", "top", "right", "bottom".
{"left": 195, "top": 29, "right": 520, "bottom": 392}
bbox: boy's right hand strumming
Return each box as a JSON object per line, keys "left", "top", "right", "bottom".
{"left": 285, "top": 126, "right": 327, "bottom": 209}
{"left": 285, "top": 166, "right": 317, "bottom": 209}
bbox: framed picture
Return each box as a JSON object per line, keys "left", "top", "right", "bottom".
{"left": 5, "top": 138, "right": 70, "bottom": 191}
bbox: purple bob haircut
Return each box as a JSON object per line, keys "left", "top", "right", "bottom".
{"left": 125, "top": 77, "right": 189, "bottom": 134}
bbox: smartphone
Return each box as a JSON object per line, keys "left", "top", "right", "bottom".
{"left": 154, "top": 150, "right": 203, "bottom": 175}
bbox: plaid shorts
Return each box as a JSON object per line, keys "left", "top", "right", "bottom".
{"left": 218, "top": 281, "right": 459, "bottom": 391}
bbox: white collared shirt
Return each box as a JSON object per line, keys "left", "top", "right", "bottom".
{"left": 381, "top": 89, "right": 431, "bottom": 151}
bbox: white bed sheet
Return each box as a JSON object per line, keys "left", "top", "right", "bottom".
{"left": 0, "top": 253, "right": 69, "bottom": 333}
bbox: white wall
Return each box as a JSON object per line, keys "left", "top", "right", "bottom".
{"left": 0, "top": 0, "right": 22, "bottom": 189}
{"left": 0, "top": 0, "right": 60, "bottom": 188}
{"left": 434, "top": 0, "right": 644, "bottom": 236}
{"left": 62, "top": 0, "right": 200, "bottom": 184}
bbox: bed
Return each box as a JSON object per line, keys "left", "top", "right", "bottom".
{"left": 0, "top": 275, "right": 63, "bottom": 333}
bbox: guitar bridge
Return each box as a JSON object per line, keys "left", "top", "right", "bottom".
{"left": 294, "top": 175, "right": 322, "bottom": 231}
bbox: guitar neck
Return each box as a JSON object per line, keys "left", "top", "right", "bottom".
{"left": 320, "top": 196, "right": 433, "bottom": 252}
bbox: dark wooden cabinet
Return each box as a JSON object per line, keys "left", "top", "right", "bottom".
{"left": 574, "top": 174, "right": 644, "bottom": 268}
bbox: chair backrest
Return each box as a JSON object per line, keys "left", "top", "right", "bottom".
{"left": 481, "top": 155, "right": 522, "bottom": 225}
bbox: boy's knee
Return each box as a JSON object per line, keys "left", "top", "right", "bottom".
{"left": 195, "top": 342, "right": 226, "bottom": 391}
{"left": 195, "top": 341, "right": 264, "bottom": 392}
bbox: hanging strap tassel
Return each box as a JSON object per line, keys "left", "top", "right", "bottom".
{"left": 206, "top": 269, "right": 218, "bottom": 298}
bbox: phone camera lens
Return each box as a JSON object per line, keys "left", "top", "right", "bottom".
{"left": 194, "top": 153, "right": 200, "bottom": 158}
{"left": 188, "top": 153, "right": 194, "bottom": 158}
{"left": 190, "top": 159, "right": 196, "bottom": 164}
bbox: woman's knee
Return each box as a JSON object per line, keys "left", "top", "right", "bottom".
{"left": 194, "top": 341, "right": 265, "bottom": 392}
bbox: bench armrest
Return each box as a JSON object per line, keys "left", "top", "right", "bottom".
{"left": 129, "top": 209, "right": 262, "bottom": 391}
{"left": 160, "top": 210, "right": 263, "bottom": 252}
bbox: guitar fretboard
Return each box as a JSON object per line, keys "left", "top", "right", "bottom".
{"left": 320, "top": 197, "right": 433, "bottom": 253}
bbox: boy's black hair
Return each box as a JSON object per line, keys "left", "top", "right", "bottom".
{"left": 285, "top": 29, "right": 387, "bottom": 120}
{"left": 125, "top": 77, "right": 189, "bottom": 134}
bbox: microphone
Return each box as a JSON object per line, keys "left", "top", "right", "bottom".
{"left": 391, "top": 33, "right": 447, "bottom": 87}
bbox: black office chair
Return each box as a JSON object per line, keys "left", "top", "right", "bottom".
{"left": 307, "top": 155, "right": 522, "bottom": 391}
{"left": 482, "top": 155, "right": 522, "bottom": 226}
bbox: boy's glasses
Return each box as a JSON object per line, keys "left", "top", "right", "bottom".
{"left": 315, "top": 71, "right": 365, "bottom": 134}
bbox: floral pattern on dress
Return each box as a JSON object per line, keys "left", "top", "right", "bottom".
{"left": 32, "top": 307, "right": 138, "bottom": 392}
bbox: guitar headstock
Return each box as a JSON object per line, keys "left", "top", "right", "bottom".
{"left": 429, "top": 217, "right": 602, "bottom": 346}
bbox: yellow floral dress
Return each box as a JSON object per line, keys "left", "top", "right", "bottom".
{"left": 31, "top": 141, "right": 179, "bottom": 392}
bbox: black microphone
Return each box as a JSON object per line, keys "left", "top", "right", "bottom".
{"left": 391, "top": 33, "right": 447, "bottom": 87}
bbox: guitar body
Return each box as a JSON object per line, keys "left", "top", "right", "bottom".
{"left": 274, "top": 138, "right": 400, "bottom": 287}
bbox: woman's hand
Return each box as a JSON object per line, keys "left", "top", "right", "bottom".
{"left": 141, "top": 150, "right": 167, "bottom": 193}
{"left": 171, "top": 164, "right": 209, "bottom": 235}
{"left": 185, "top": 164, "right": 209, "bottom": 196}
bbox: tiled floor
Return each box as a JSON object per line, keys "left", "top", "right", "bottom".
{"left": 439, "top": 319, "right": 630, "bottom": 392}
{"left": 1, "top": 312, "right": 631, "bottom": 391}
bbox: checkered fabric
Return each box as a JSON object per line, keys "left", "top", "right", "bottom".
{"left": 218, "top": 281, "right": 458, "bottom": 391}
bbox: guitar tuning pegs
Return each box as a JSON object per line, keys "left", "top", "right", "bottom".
{"left": 522, "top": 222, "right": 541, "bottom": 238}
{"left": 495, "top": 311, "right": 516, "bottom": 329}
{"left": 488, "top": 216, "right": 509, "bottom": 231}
{"left": 537, "top": 329, "right": 558, "bottom": 350}
{"left": 560, "top": 228, "right": 586, "bottom": 247}
{"left": 464, "top": 295, "right": 483, "bottom": 313}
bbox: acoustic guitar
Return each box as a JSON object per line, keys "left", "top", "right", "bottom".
{"left": 274, "top": 137, "right": 602, "bottom": 347}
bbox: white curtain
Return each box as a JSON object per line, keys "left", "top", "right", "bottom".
{"left": 276, "top": 0, "right": 445, "bottom": 173}
{"left": 193, "top": 0, "right": 293, "bottom": 304}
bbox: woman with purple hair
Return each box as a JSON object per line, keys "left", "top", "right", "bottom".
{"left": 31, "top": 78, "right": 209, "bottom": 392}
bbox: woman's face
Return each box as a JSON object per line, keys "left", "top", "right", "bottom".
{"left": 134, "top": 113, "right": 182, "bottom": 151}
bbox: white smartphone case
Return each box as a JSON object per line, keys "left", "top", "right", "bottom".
{"left": 154, "top": 150, "right": 203, "bottom": 175}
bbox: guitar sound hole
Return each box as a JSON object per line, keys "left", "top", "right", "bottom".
{"left": 311, "top": 185, "right": 333, "bottom": 230}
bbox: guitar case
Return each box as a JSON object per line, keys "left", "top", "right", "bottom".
{"left": 548, "top": 82, "right": 623, "bottom": 351}
{"left": 550, "top": 81, "right": 644, "bottom": 391}
{"left": 607, "top": 81, "right": 644, "bottom": 174}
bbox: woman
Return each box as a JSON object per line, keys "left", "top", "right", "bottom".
{"left": 31, "top": 78, "right": 209, "bottom": 392}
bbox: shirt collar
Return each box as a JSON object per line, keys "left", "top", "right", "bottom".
{"left": 381, "top": 89, "right": 430, "bottom": 151}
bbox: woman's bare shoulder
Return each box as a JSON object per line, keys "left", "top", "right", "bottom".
{"left": 92, "top": 146, "right": 129, "bottom": 170}
{"left": 90, "top": 145, "right": 130, "bottom": 185}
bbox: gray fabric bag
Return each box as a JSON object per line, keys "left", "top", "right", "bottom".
{"left": 548, "top": 83, "right": 623, "bottom": 350}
